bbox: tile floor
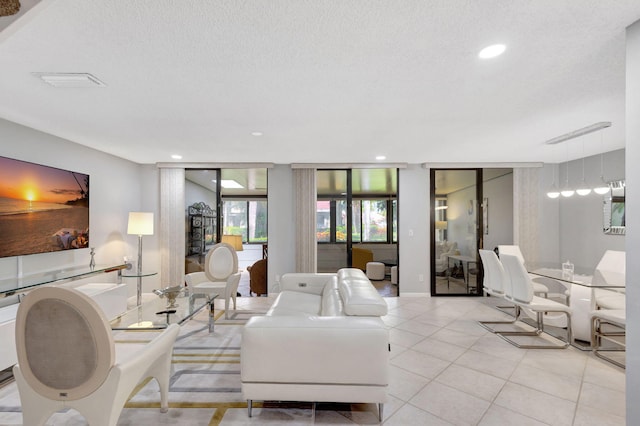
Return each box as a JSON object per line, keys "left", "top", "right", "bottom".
{"left": 228, "top": 294, "right": 625, "bottom": 425}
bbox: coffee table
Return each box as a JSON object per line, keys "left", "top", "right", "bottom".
{"left": 110, "top": 293, "right": 216, "bottom": 332}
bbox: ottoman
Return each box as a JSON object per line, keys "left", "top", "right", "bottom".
{"left": 366, "top": 262, "right": 385, "bottom": 280}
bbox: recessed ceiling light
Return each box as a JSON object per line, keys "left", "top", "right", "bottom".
{"left": 171, "top": 154, "right": 182, "bottom": 160}
{"left": 478, "top": 44, "right": 506, "bottom": 59}
{"left": 32, "top": 72, "right": 106, "bottom": 87}
{"left": 251, "top": 132, "right": 263, "bottom": 137}
{"left": 376, "top": 155, "right": 386, "bottom": 161}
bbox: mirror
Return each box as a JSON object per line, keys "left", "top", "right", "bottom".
{"left": 604, "top": 180, "right": 625, "bottom": 235}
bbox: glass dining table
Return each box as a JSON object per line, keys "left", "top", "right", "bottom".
{"left": 527, "top": 263, "right": 625, "bottom": 345}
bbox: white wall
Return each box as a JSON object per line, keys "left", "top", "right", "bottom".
{"left": 185, "top": 180, "right": 216, "bottom": 208}
{"left": 398, "top": 165, "right": 430, "bottom": 295}
{"left": 483, "top": 172, "right": 513, "bottom": 251}
{"left": 625, "top": 18, "right": 640, "bottom": 425}
{"left": 0, "top": 118, "right": 159, "bottom": 296}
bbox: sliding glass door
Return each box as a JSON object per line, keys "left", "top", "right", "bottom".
{"left": 316, "top": 168, "right": 399, "bottom": 295}
{"left": 430, "top": 169, "right": 483, "bottom": 296}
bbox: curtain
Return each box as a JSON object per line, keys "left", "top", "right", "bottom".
{"left": 293, "top": 168, "right": 317, "bottom": 272}
{"left": 160, "top": 168, "right": 185, "bottom": 286}
{"left": 513, "top": 167, "right": 540, "bottom": 265}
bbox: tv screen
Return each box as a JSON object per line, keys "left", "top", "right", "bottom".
{"left": 0, "top": 156, "right": 89, "bottom": 258}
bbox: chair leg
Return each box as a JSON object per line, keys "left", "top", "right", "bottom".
{"left": 378, "top": 403, "right": 384, "bottom": 422}
{"left": 592, "top": 317, "right": 626, "bottom": 368}
{"left": 478, "top": 305, "right": 520, "bottom": 333}
{"left": 248, "top": 400, "right": 253, "bottom": 417}
{"left": 496, "top": 309, "right": 571, "bottom": 349}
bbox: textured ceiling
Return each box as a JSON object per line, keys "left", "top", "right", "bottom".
{"left": 0, "top": 0, "right": 639, "bottom": 165}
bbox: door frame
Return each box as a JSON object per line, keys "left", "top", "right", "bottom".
{"left": 430, "top": 168, "right": 484, "bottom": 297}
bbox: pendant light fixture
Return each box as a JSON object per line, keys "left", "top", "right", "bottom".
{"left": 593, "top": 129, "right": 610, "bottom": 195}
{"left": 546, "top": 164, "right": 560, "bottom": 199}
{"left": 560, "top": 143, "right": 574, "bottom": 197}
{"left": 575, "top": 140, "right": 591, "bottom": 196}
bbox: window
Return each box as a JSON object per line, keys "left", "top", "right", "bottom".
{"left": 316, "top": 198, "right": 396, "bottom": 243}
{"left": 223, "top": 200, "right": 267, "bottom": 243}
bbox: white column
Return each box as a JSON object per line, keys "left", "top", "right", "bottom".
{"left": 293, "top": 168, "right": 317, "bottom": 273}
{"left": 513, "top": 167, "right": 540, "bottom": 265}
{"left": 159, "top": 168, "right": 185, "bottom": 286}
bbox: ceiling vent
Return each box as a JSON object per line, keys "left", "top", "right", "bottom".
{"left": 32, "top": 73, "right": 107, "bottom": 88}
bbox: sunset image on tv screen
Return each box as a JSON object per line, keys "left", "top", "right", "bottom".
{"left": 0, "top": 156, "right": 89, "bottom": 258}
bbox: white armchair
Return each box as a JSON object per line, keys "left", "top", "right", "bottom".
{"left": 185, "top": 242, "right": 242, "bottom": 319}
{"left": 435, "top": 241, "right": 459, "bottom": 274}
{"left": 13, "top": 286, "right": 179, "bottom": 426}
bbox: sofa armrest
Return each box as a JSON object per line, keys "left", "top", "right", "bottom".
{"left": 241, "top": 316, "right": 388, "bottom": 385}
{"left": 279, "top": 273, "right": 336, "bottom": 295}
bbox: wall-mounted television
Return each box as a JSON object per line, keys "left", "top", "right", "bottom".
{"left": 0, "top": 156, "right": 89, "bottom": 258}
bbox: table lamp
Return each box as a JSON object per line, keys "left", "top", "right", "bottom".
{"left": 127, "top": 212, "right": 154, "bottom": 306}
{"left": 221, "top": 234, "right": 243, "bottom": 252}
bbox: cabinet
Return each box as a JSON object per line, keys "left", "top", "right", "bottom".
{"left": 187, "top": 202, "right": 216, "bottom": 258}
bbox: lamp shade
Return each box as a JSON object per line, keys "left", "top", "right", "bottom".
{"left": 221, "top": 234, "right": 243, "bottom": 251}
{"left": 127, "top": 212, "right": 154, "bottom": 235}
{"left": 435, "top": 221, "right": 448, "bottom": 230}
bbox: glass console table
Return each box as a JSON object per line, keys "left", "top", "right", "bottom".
{"left": 0, "top": 264, "right": 128, "bottom": 298}
{"left": 110, "top": 292, "right": 217, "bottom": 332}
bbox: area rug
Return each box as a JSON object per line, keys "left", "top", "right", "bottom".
{"left": 0, "top": 308, "right": 265, "bottom": 426}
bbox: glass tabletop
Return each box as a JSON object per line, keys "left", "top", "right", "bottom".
{"left": 0, "top": 264, "right": 128, "bottom": 296}
{"left": 110, "top": 292, "right": 213, "bottom": 330}
{"left": 527, "top": 262, "right": 623, "bottom": 288}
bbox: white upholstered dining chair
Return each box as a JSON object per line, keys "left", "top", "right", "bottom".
{"left": 497, "top": 245, "right": 555, "bottom": 299}
{"left": 498, "top": 254, "right": 572, "bottom": 349}
{"left": 477, "top": 249, "right": 518, "bottom": 332}
{"left": 13, "top": 286, "right": 179, "bottom": 426}
{"left": 185, "top": 242, "right": 242, "bottom": 319}
{"left": 592, "top": 250, "right": 626, "bottom": 310}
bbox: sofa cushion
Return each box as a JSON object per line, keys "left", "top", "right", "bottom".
{"left": 268, "top": 291, "right": 321, "bottom": 316}
{"left": 321, "top": 279, "right": 343, "bottom": 316}
{"left": 338, "top": 278, "right": 388, "bottom": 316}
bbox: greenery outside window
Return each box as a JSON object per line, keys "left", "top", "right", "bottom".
{"left": 223, "top": 200, "right": 267, "bottom": 243}
{"left": 317, "top": 198, "right": 395, "bottom": 243}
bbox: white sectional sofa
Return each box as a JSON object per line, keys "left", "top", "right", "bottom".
{"left": 241, "top": 268, "right": 389, "bottom": 420}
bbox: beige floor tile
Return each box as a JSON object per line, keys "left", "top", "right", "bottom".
{"left": 411, "top": 338, "right": 468, "bottom": 362}
{"left": 583, "top": 357, "right": 626, "bottom": 393}
{"left": 445, "top": 319, "right": 491, "bottom": 337}
{"left": 469, "top": 333, "right": 528, "bottom": 363}
{"left": 572, "top": 403, "right": 626, "bottom": 426}
{"left": 519, "top": 347, "right": 587, "bottom": 379}
{"left": 395, "top": 318, "right": 441, "bottom": 337}
{"left": 577, "top": 382, "right": 625, "bottom": 418}
{"left": 493, "top": 382, "right": 576, "bottom": 425}
{"left": 387, "top": 365, "right": 431, "bottom": 401}
{"left": 509, "top": 364, "right": 582, "bottom": 402}
{"left": 388, "top": 328, "right": 427, "bottom": 348}
{"left": 409, "top": 381, "right": 491, "bottom": 426}
{"left": 478, "top": 404, "right": 550, "bottom": 426}
{"left": 454, "top": 349, "right": 519, "bottom": 380}
{"left": 435, "top": 364, "right": 506, "bottom": 402}
{"left": 384, "top": 403, "right": 454, "bottom": 426}
{"left": 390, "top": 349, "right": 451, "bottom": 379}
{"left": 430, "top": 327, "right": 483, "bottom": 349}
